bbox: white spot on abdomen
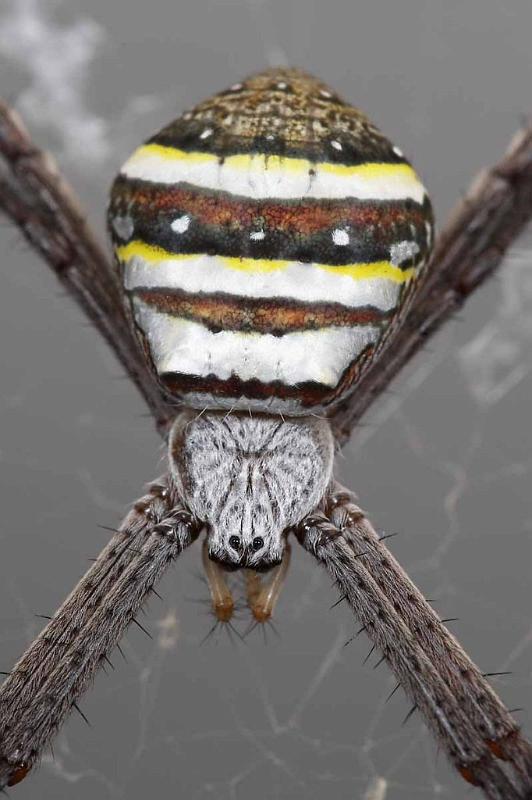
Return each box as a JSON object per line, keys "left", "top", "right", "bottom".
{"left": 111, "top": 215, "right": 134, "bottom": 241}
{"left": 171, "top": 214, "right": 191, "bottom": 234}
{"left": 332, "top": 228, "right": 350, "bottom": 246}
{"left": 250, "top": 230, "right": 266, "bottom": 241}
{"left": 390, "top": 240, "right": 420, "bottom": 265}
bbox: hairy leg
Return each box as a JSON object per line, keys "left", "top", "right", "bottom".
{"left": 0, "top": 476, "right": 199, "bottom": 789}
{"left": 0, "top": 101, "right": 171, "bottom": 432}
{"left": 330, "top": 124, "right": 532, "bottom": 444}
{"left": 296, "top": 486, "right": 532, "bottom": 800}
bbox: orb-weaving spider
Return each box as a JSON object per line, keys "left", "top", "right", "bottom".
{"left": 0, "top": 69, "right": 531, "bottom": 799}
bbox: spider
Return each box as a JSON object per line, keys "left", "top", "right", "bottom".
{"left": 0, "top": 67, "right": 531, "bottom": 799}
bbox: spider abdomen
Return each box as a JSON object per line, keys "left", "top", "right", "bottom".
{"left": 109, "top": 68, "right": 434, "bottom": 414}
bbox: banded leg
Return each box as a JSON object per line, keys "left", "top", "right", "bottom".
{"left": 296, "top": 491, "right": 532, "bottom": 800}
{"left": 0, "top": 476, "right": 200, "bottom": 790}
{"left": 0, "top": 101, "right": 171, "bottom": 432}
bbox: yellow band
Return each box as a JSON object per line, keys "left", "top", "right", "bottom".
{"left": 116, "top": 240, "right": 418, "bottom": 284}
{"left": 127, "top": 143, "right": 420, "bottom": 182}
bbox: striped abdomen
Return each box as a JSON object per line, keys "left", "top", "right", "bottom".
{"left": 109, "top": 68, "right": 434, "bottom": 414}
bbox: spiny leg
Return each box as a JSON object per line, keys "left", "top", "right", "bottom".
{"left": 0, "top": 101, "right": 170, "bottom": 432}
{"left": 245, "top": 543, "right": 291, "bottom": 623}
{"left": 327, "top": 482, "right": 532, "bottom": 776}
{"left": 0, "top": 475, "right": 200, "bottom": 790}
{"left": 330, "top": 124, "right": 532, "bottom": 444}
{"left": 296, "top": 492, "right": 532, "bottom": 800}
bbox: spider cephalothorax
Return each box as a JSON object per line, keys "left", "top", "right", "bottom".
{"left": 170, "top": 410, "right": 334, "bottom": 567}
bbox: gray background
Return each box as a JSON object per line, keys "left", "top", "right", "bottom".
{"left": 1, "top": 0, "right": 531, "bottom": 798}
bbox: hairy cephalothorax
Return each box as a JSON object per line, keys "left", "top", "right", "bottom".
{"left": 171, "top": 411, "right": 334, "bottom": 567}
{"left": 169, "top": 411, "right": 334, "bottom": 619}
{"left": 1, "top": 68, "right": 532, "bottom": 799}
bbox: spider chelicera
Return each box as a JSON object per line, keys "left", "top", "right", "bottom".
{"left": 0, "top": 69, "right": 531, "bottom": 799}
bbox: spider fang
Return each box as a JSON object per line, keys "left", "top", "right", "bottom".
{"left": 7, "top": 762, "right": 29, "bottom": 788}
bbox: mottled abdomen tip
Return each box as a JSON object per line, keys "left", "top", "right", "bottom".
{"left": 109, "top": 67, "right": 434, "bottom": 415}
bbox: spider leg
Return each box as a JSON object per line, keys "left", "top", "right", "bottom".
{"left": 0, "top": 475, "right": 200, "bottom": 790}
{"left": 330, "top": 123, "right": 532, "bottom": 445}
{"left": 0, "top": 101, "right": 171, "bottom": 432}
{"left": 245, "top": 543, "right": 291, "bottom": 623}
{"left": 296, "top": 485, "right": 532, "bottom": 800}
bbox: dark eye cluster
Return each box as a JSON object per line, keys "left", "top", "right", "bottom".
{"left": 228, "top": 535, "right": 264, "bottom": 553}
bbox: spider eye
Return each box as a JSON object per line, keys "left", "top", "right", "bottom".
{"left": 252, "top": 536, "right": 264, "bottom": 552}
{"left": 228, "top": 535, "right": 242, "bottom": 552}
